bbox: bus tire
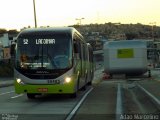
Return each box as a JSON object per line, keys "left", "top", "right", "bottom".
{"left": 70, "top": 92, "right": 77, "bottom": 98}
{"left": 81, "top": 76, "right": 87, "bottom": 91}
{"left": 88, "top": 72, "right": 93, "bottom": 86}
{"left": 88, "top": 81, "right": 92, "bottom": 86}
{"left": 27, "top": 93, "right": 36, "bottom": 99}
{"left": 81, "top": 84, "right": 86, "bottom": 91}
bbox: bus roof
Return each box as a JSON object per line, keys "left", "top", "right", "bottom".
{"left": 18, "top": 27, "right": 83, "bottom": 39}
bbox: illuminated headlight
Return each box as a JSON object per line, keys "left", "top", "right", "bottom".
{"left": 65, "top": 77, "right": 71, "bottom": 83}
{"left": 16, "top": 78, "right": 24, "bottom": 84}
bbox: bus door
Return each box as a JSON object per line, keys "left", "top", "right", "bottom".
{"left": 80, "top": 43, "right": 87, "bottom": 87}
{"left": 73, "top": 40, "right": 82, "bottom": 78}
{"left": 80, "top": 44, "right": 85, "bottom": 78}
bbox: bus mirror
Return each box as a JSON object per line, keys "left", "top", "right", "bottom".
{"left": 10, "top": 44, "right": 16, "bottom": 57}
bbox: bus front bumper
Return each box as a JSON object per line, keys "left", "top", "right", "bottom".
{"left": 14, "top": 81, "right": 76, "bottom": 94}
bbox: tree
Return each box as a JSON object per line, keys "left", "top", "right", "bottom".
{"left": 0, "top": 29, "right": 7, "bottom": 34}
{"left": 125, "top": 32, "right": 138, "bottom": 40}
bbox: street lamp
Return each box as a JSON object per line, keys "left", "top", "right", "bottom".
{"left": 149, "top": 22, "right": 156, "bottom": 40}
{"left": 33, "top": 0, "right": 37, "bottom": 28}
{"left": 149, "top": 22, "right": 157, "bottom": 68}
{"left": 75, "top": 18, "right": 85, "bottom": 25}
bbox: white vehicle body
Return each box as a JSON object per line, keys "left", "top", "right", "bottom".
{"left": 103, "top": 40, "right": 148, "bottom": 75}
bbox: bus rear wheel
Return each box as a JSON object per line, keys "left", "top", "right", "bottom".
{"left": 87, "top": 81, "right": 92, "bottom": 86}
{"left": 27, "top": 93, "right": 36, "bottom": 99}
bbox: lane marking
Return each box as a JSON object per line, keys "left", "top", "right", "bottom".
{"left": 0, "top": 91, "right": 14, "bottom": 96}
{"left": 65, "top": 87, "right": 93, "bottom": 120}
{"left": 137, "top": 84, "right": 160, "bottom": 108}
{"left": 11, "top": 94, "right": 24, "bottom": 99}
{"left": 116, "top": 83, "right": 123, "bottom": 120}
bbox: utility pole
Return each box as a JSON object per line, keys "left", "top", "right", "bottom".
{"left": 33, "top": 0, "right": 37, "bottom": 28}
{"left": 149, "top": 22, "right": 156, "bottom": 40}
{"left": 149, "top": 22, "right": 157, "bottom": 67}
{"left": 75, "top": 18, "right": 85, "bottom": 25}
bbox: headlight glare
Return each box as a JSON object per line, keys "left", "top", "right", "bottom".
{"left": 65, "top": 77, "right": 71, "bottom": 83}
{"left": 16, "top": 78, "right": 24, "bottom": 84}
{"left": 17, "top": 78, "right": 21, "bottom": 83}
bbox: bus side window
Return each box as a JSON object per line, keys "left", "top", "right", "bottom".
{"left": 74, "top": 42, "right": 79, "bottom": 54}
{"left": 73, "top": 36, "right": 82, "bottom": 60}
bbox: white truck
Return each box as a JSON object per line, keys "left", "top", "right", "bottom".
{"left": 103, "top": 40, "right": 148, "bottom": 76}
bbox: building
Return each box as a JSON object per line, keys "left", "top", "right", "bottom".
{"left": 0, "top": 33, "right": 17, "bottom": 60}
{"left": 109, "top": 33, "right": 126, "bottom": 41}
{"left": 3, "top": 47, "right": 11, "bottom": 59}
{"left": 0, "top": 33, "right": 10, "bottom": 47}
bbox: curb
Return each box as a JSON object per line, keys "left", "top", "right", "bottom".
{"left": 0, "top": 81, "right": 14, "bottom": 88}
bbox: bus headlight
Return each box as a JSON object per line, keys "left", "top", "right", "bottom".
{"left": 65, "top": 77, "right": 71, "bottom": 83}
{"left": 16, "top": 78, "right": 24, "bottom": 84}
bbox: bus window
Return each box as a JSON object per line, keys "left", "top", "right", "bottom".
{"left": 74, "top": 39, "right": 81, "bottom": 60}
{"left": 74, "top": 42, "right": 79, "bottom": 54}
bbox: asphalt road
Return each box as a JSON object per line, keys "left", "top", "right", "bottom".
{"left": 0, "top": 68, "right": 160, "bottom": 120}
{"left": 0, "top": 85, "right": 93, "bottom": 120}
{"left": 0, "top": 68, "right": 103, "bottom": 120}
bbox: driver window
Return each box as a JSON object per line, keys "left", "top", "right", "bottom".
{"left": 20, "top": 54, "right": 28, "bottom": 68}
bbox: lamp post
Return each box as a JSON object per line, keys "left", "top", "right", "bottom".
{"left": 149, "top": 22, "right": 156, "bottom": 40}
{"left": 75, "top": 18, "right": 85, "bottom": 25}
{"left": 149, "top": 22, "right": 157, "bottom": 67}
{"left": 33, "top": 0, "right": 37, "bottom": 28}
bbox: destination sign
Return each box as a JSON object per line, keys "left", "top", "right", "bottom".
{"left": 22, "top": 39, "right": 56, "bottom": 45}
{"left": 36, "top": 39, "right": 55, "bottom": 44}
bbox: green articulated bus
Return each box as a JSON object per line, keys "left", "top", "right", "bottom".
{"left": 14, "top": 27, "right": 94, "bottom": 99}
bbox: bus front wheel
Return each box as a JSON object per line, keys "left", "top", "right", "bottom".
{"left": 70, "top": 92, "right": 77, "bottom": 98}
{"left": 27, "top": 93, "right": 36, "bottom": 99}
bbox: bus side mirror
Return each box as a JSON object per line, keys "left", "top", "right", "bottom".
{"left": 10, "top": 44, "right": 16, "bottom": 57}
{"left": 10, "top": 39, "right": 17, "bottom": 58}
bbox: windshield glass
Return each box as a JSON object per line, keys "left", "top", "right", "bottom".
{"left": 15, "top": 32, "right": 72, "bottom": 70}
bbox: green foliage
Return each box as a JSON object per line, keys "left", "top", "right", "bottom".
{"left": 75, "top": 23, "right": 160, "bottom": 40}
{"left": 125, "top": 32, "right": 138, "bottom": 40}
{"left": 0, "top": 29, "right": 7, "bottom": 34}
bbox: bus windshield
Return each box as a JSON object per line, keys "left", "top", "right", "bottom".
{"left": 15, "top": 33, "right": 72, "bottom": 70}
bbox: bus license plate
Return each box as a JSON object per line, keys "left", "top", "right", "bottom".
{"left": 38, "top": 88, "right": 48, "bottom": 92}
{"left": 48, "top": 79, "right": 60, "bottom": 84}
